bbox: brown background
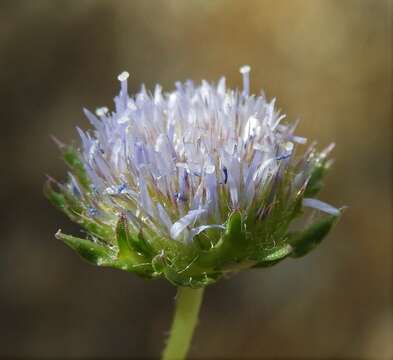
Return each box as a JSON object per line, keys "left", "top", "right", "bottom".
{"left": 0, "top": 0, "right": 391, "bottom": 358}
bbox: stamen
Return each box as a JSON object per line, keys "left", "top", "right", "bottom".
{"left": 117, "top": 71, "right": 129, "bottom": 96}
{"left": 240, "top": 65, "right": 251, "bottom": 96}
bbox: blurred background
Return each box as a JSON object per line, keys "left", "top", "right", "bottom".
{"left": 0, "top": 0, "right": 391, "bottom": 358}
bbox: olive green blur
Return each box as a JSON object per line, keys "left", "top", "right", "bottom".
{"left": 0, "top": 0, "right": 391, "bottom": 358}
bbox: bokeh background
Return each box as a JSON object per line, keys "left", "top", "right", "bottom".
{"left": 0, "top": 0, "right": 391, "bottom": 358}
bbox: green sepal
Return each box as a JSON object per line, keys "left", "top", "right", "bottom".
{"left": 78, "top": 218, "right": 114, "bottom": 243}
{"left": 252, "top": 244, "right": 293, "bottom": 268}
{"left": 56, "top": 229, "right": 155, "bottom": 277}
{"left": 197, "top": 211, "right": 248, "bottom": 268}
{"left": 290, "top": 190, "right": 305, "bottom": 218}
{"left": 217, "top": 211, "right": 248, "bottom": 260}
{"left": 152, "top": 251, "right": 165, "bottom": 274}
{"left": 252, "top": 259, "right": 282, "bottom": 268}
{"left": 131, "top": 230, "right": 155, "bottom": 258}
{"left": 150, "top": 252, "right": 185, "bottom": 286}
{"left": 49, "top": 182, "right": 113, "bottom": 241}
{"left": 150, "top": 250, "right": 218, "bottom": 288}
{"left": 44, "top": 180, "right": 66, "bottom": 210}
{"left": 163, "top": 265, "right": 217, "bottom": 288}
{"left": 288, "top": 214, "right": 339, "bottom": 258}
{"left": 56, "top": 231, "right": 113, "bottom": 265}
{"left": 150, "top": 250, "right": 184, "bottom": 285}
{"left": 115, "top": 215, "right": 153, "bottom": 264}
{"left": 163, "top": 266, "right": 189, "bottom": 287}
{"left": 115, "top": 214, "right": 134, "bottom": 259}
{"left": 304, "top": 159, "right": 329, "bottom": 198}
{"left": 225, "top": 211, "right": 244, "bottom": 241}
{"left": 63, "top": 199, "right": 114, "bottom": 241}
{"left": 264, "top": 244, "right": 293, "bottom": 260}
{"left": 101, "top": 258, "right": 154, "bottom": 278}
{"left": 62, "top": 146, "right": 90, "bottom": 189}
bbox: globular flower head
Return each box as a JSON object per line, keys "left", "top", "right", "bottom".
{"left": 46, "top": 67, "right": 341, "bottom": 288}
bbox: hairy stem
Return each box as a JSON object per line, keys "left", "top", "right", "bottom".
{"left": 162, "top": 287, "right": 205, "bottom": 360}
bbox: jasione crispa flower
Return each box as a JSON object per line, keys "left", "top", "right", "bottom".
{"left": 46, "top": 66, "right": 341, "bottom": 288}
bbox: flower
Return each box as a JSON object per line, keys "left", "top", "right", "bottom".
{"left": 46, "top": 66, "right": 341, "bottom": 287}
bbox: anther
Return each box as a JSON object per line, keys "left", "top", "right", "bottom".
{"left": 95, "top": 107, "right": 109, "bottom": 117}
{"left": 222, "top": 167, "right": 228, "bottom": 184}
{"left": 117, "top": 71, "right": 129, "bottom": 96}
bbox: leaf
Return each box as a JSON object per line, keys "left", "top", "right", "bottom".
{"left": 253, "top": 244, "right": 292, "bottom": 268}
{"left": 288, "top": 214, "right": 339, "bottom": 258}
{"left": 56, "top": 231, "right": 112, "bottom": 265}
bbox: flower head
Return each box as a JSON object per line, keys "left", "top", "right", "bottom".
{"left": 46, "top": 66, "right": 341, "bottom": 287}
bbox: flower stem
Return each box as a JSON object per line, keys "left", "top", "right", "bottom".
{"left": 162, "top": 286, "right": 205, "bottom": 360}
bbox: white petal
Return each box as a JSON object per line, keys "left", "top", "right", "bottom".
{"left": 139, "top": 177, "right": 154, "bottom": 216}
{"left": 157, "top": 203, "right": 172, "bottom": 232}
{"left": 170, "top": 209, "right": 206, "bottom": 240}
{"left": 290, "top": 135, "right": 307, "bottom": 144}
{"left": 243, "top": 116, "right": 260, "bottom": 141}
{"left": 187, "top": 224, "right": 225, "bottom": 243}
{"left": 320, "top": 143, "right": 335, "bottom": 158}
{"left": 303, "top": 198, "right": 340, "bottom": 216}
{"left": 83, "top": 108, "right": 101, "bottom": 128}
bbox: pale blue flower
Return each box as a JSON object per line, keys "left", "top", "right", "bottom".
{"left": 46, "top": 66, "right": 341, "bottom": 287}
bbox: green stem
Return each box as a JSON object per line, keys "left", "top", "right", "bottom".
{"left": 162, "top": 287, "right": 205, "bottom": 360}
